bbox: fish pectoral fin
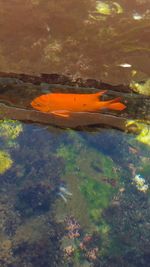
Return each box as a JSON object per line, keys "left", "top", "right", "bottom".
{"left": 51, "top": 110, "right": 71, "bottom": 118}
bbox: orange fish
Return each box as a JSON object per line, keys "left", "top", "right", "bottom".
{"left": 31, "top": 90, "right": 126, "bottom": 117}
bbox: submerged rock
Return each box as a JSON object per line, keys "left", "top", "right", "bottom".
{"left": 55, "top": 129, "right": 121, "bottom": 259}
{"left": 16, "top": 183, "right": 57, "bottom": 217}
{"left": 12, "top": 216, "right": 64, "bottom": 267}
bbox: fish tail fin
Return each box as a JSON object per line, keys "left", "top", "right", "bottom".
{"left": 107, "top": 97, "right": 126, "bottom": 111}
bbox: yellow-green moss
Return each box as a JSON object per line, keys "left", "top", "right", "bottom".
{"left": 126, "top": 120, "right": 150, "bottom": 146}
{"left": 130, "top": 79, "right": 150, "bottom": 96}
{"left": 0, "top": 150, "right": 13, "bottom": 174}
{"left": 0, "top": 119, "right": 23, "bottom": 140}
{"left": 96, "top": 1, "right": 123, "bottom": 15}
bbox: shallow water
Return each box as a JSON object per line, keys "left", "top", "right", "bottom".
{"left": 0, "top": 1, "right": 150, "bottom": 267}
{"left": 0, "top": 120, "right": 150, "bottom": 266}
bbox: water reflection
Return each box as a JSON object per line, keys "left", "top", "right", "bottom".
{"left": 0, "top": 0, "right": 149, "bottom": 84}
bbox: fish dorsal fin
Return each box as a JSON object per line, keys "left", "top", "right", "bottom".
{"left": 94, "top": 90, "right": 107, "bottom": 99}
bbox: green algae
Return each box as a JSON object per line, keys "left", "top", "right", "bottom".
{"left": 55, "top": 129, "right": 125, "bottom": 263}
{"left": 80, "top": 178, "right": 116, "bottom": 222}
{"left": 56, "top": 130, "right": 121, "bottom": 257}
{"left": 57, "top": 130, "right": 119, "bottom": 182}
{"left": 0, "top": 150, "right": 13, "bottom": 174}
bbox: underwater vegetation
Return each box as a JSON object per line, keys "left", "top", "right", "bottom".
{"left": 55, "top": 125, "right": 150, "bottom": 265}
{"left": 80, "top": 128, "right": 140, "bottom": 169}
{"left": 0, "top": 116, "right": 149, "bottom": 266}
{"left": 63, "top": 215, "right": 101, "bottom": 265}
{"left": 56, "top": 129, "right": 122, "bottom": 263}
{"left": 0, "top": 118, "right": 149, "bottom": 266}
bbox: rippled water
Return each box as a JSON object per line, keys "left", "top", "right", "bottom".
{"left": 0, "top": 1, "right": 150, "bottom": 267}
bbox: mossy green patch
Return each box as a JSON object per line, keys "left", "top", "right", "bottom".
{"left": 0, "top": 119, "right": 23, "bottom": 140}
{"left": 56, "top": 130, "right": 120, "bottom": 228}
{"left": 0, "top": 119, "right": 23, "bottom": 148}
{"left": 80, "top": 178, "right": 115, "bottom": 222}
{"left": 0, "top": 150, "right": 13, "bottom": 174}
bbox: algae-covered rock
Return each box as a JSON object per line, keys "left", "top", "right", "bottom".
{"left": 130, "top": 79, "right": 150, "bottom": 96}
{"left": 12, "top": 216, "right": 64, "bottom": 267}
{"left": 56, "top": 130, "right": 120, "bottom": 226}
{"left": 105, "top": 179, "right": 150, "bottom": 266}
{"left": 126, "top": 120, "right": 150, "bottom": 146}
{"left": 16, "top": 183, "right": 56, "bottom": 217}
{"left": 57, "top": 130, "right": 119, "bottom": 181}
{"left": 0, "top": 150, "right": 13, "bottom": 174}
{"left": 56, "top": 130, "right": 121, "bottom": 260}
